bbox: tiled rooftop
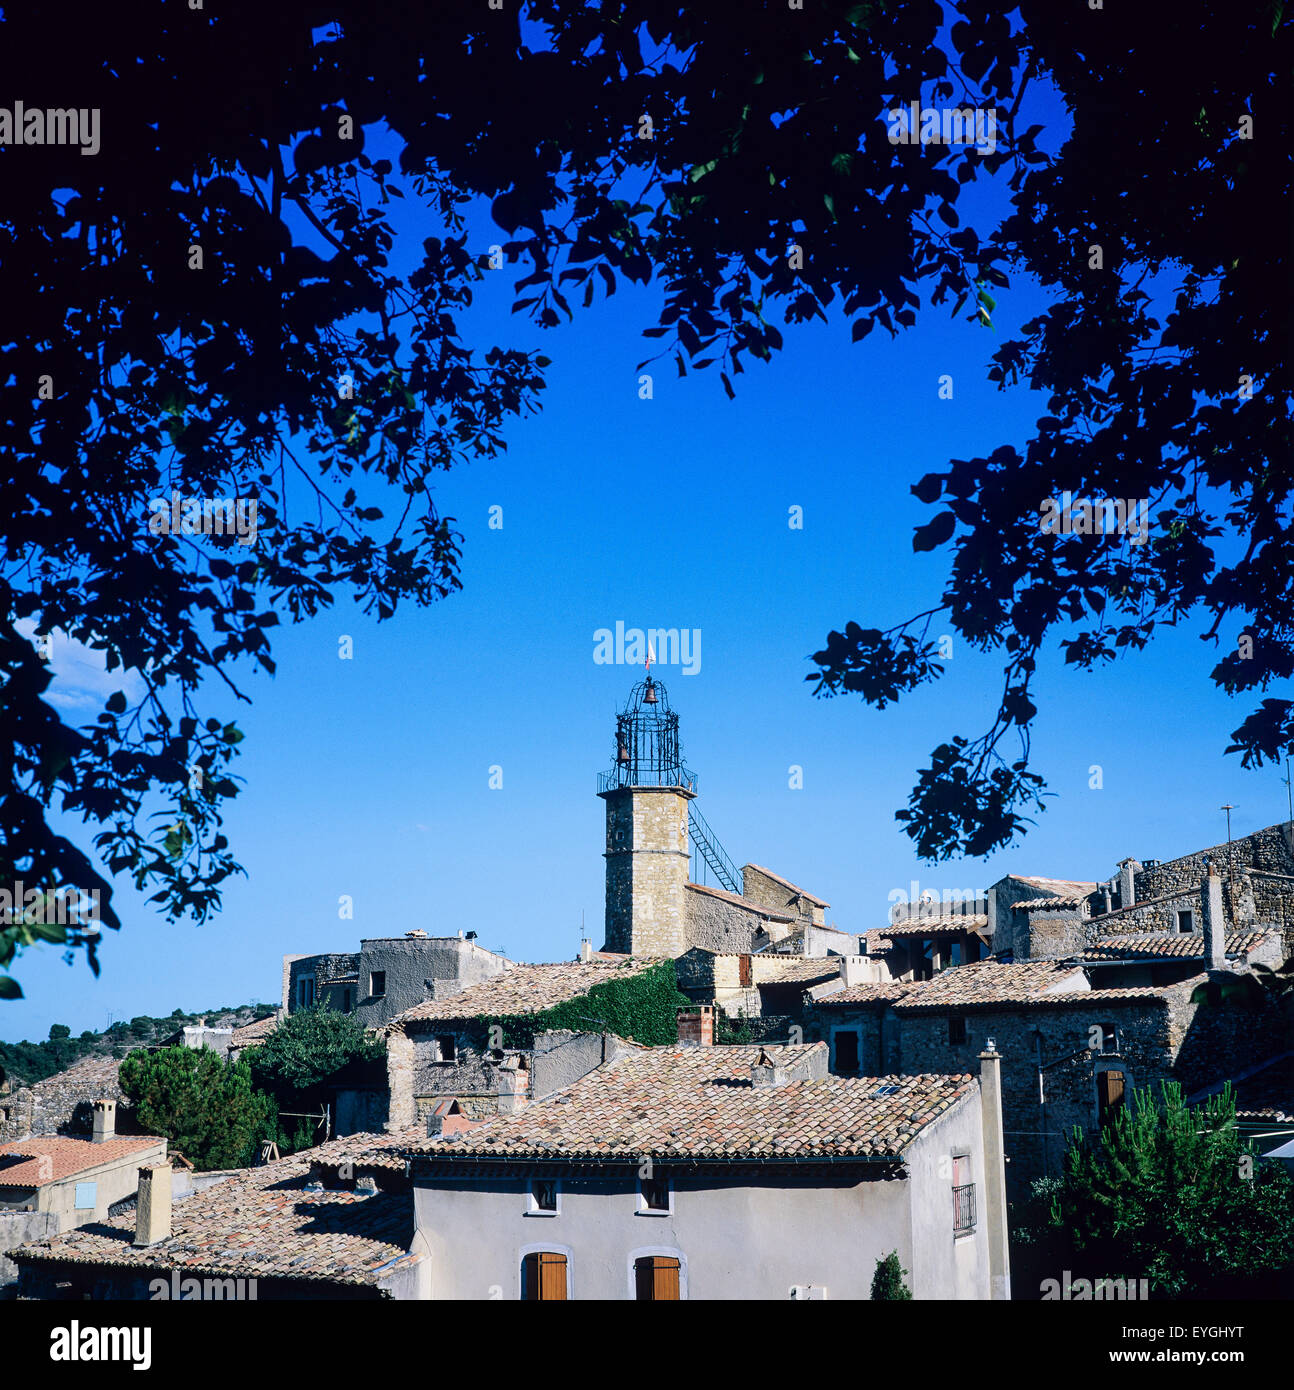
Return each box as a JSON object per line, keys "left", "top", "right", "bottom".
{"left": 1079, "top": 930, "right": 1275, "bottom": 962}
{"left": 7, "top": 1054, "right": 123, "bottom": 1099}
{"left": 888, "top": 961, "right": 1087, "bottom": 1012}
{"left": 229, "top": 1013, "right": 281, "bottom": 1046}
{"left": 0, "top": 1135, "right": 165, "bottom": 1188}
{"left": 1014, "top": 895, "right": 1088, "bottom": 910}
{"left": 1009, "top": 875, "right": 1099, "bottom": 897}
{"left": 816, "top": 982, "right": 917, "bottom": 1008}
{"left": 398, "top": 1044, "right": 975, "bottom": 1162}
{"left": 12, "top": 1138, "right": 415, "bottom": 1286}
{"left": 390, "top": 956, "right": 664, "bottom": 1029}
{"left": 878, "top": 916, "right": 990, "bottom": 937}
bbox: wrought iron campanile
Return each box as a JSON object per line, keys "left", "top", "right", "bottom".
{"left": 599, "top": 676, "right": 695, "bottom": 793}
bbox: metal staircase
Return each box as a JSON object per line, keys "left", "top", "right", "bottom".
{"left": 688, "top": 804, "right": 742, "bottom": 895}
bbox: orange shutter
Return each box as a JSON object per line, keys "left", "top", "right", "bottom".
{"left": 634, "top": 1256, "right": 681, "bottom": 1300}
{"left": 1099, "top": 1070, "right": 1125, "bottom": 1116}
{"left": 538, "top": 1251, "right": 567, "bottom": 1301}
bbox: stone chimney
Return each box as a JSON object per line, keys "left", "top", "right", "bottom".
{"left": 579, "top": 939, "right": 593, "bottom": 963}
{"left": 978, "top": 1043, "right": 1011, "bottom": 1301}
{"left": 496, "top": 1059, "right": 528, "bottom": 1115}
{"left": 676, "top": 1006, "right": 713, "bottom": 1047}
{"left": 840, "top": 955, "right": 868, "bottom": 986}
{"left": 1201, "top": 866, "right": 1226, "bottom": 969}
{"left": 134, "top": 1162, "right": 172, "bottom": 1246}
{"left": 1118, "top": 858, "right": 1139, "bottom": 910}
{"left": 91, "top": 1098, "right": 116, "bottom": 1143}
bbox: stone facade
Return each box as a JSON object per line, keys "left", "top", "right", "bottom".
{"left": 0, "top": 1058, "right": 132, "bottom": 1145}
{"left": 601, "top": 785, "right": 693, "bottom": 956}
{"left": 740, "top": 865, "right": 828, "bottom": 927}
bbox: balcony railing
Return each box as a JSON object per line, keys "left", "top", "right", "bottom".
{"left": 597, "top": 765, "right": 698, "bottom": 794}
{"left": 953, "top": 1183, "right": 976, "bottom": 1234}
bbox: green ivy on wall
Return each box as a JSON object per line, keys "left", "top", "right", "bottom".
{"left": 467, "top": 962, "right": 690, "bottom": 1049}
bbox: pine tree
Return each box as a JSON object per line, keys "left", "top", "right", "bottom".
{"left": 871, "top": 1250, "right": 913, "bottom": 1300}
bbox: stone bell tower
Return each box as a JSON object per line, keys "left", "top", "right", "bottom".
{"left": 598, "top": 675, "right": 695, "bottom": 957}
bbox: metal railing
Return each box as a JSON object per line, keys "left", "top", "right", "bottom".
{"left": 953, "top": 1183, "right": 976, "bottom": 1234}
{"left": 688, "top": 804, "right": 742, "bottom": 895}
{"left": 597, "top": 765, "right": 698, "bottom": 794}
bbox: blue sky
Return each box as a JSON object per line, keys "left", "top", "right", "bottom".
{"left": 4, "top": 85, "right": 1285, "bottom": 1044}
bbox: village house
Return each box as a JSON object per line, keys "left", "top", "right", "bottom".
{"left": 12, "top": 1133, "right": 425, "bottom": 1301}
{"left": 0, "top": 1055, "right": 131, "bottom": 1146}
{"left": 398, "top": 1037, "right": 1010, "bottom": 1300}
{"left": 1, "top": 1100, "right": 167, "bottom": 1286}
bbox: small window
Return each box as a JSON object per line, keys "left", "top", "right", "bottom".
{"left": 435, "top": 1035, "right": 457, "bottom": 1063}
{"left": 1099, "top": 1023, "right": 1117, "bottom": 1053}
{"left": 529, "top": 1179, "right": 559, "bottom": 1215}
{"left": 74, "top": 1182, "right": 97, "bottom": 1210}
{"left": 833, "top": 1030, "right": 861, "bottom": 1077}
{"left": 639, "top": 1176, "right": 671, "bottom": 1214}
{"left": 297, "top": 977, "right": 315, "bottom": 1009}
{"left": 342, "top": 989, "right": 352, "bottom": 1014}
{"left": 948, "top": 1015, "right": 967, "bottom": 1046}
{"left": 1177, "top": 910, "right": 1194, "bottom": 934}
{"left": 635, "top": 1255, "right": 682, "bottom": 1301}
{"left": 370, "top": 971, "right": 386, "bottom": 998}
{"left": 521, "top": 1251, "right": 568, "bottom": 1301}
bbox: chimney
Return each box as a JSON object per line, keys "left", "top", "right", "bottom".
{"left": 1118, "top": 858, "right": 1138, "bottom": 910}
{"left": 840, "top": 955, "right": 868, "bottom": 986}
{"left": 977, "top": 1043, "right": 1012, "bottom": 1301}
{"left": 676, "top": 1006, "right": 713, "bottom": 1047}
{"left": 1201, "top": 865, "right": 1226, "bottom": 969}
{"left": 134, "top": 1162, "right": 172, "bottom": 1246}
{"left": 91, "top": 1098, "right": 116, "bottom": 1144}
{"left": 496, "top": 1059, "right": 528, "bottom": 1115}
{"left": 579, "top": 939, "right": 593, "bottom": 963}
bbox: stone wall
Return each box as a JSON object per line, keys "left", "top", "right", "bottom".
{"left": 683, "top": 885, "right": 767, "bottom": 955}
{"left": 1134, "top": 823, "right": 1294, "bottom": 901}
{"left": 0, "top": 1209, "right": 57, "bottom": 1286}
{"left": 602, "top": 786, "right": 692, "bottom": 956}
{"left": 1020, "top": 907, "right": 1088, "bottom": 961}
{"left": 740, "top": 865, "right": 824, "bottom": 926}
{"left": 0, "top": 1058, "right": 132, "bottom": 1144}
{"left": 1161, "top": 971, "right": 1291, "bottom": 1094}
{"left": 354, "top": 938, "right": 508, "bottom": 1030}
{"left": 286, "top": 953, "right": 358, "bottom": 1014}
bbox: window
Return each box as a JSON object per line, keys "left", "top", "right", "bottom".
{"left": 948, "top": 1015, "right": 967, "bottom": 1046}
{"left": 1098, "top": 1023, "right": 1117, "bottom": 1053}
{"left": 952, "top": 1156, "right": 974, "bottom": 1235}
{"left": 435, "top": 1034, "right": 457, "bottom": 1063}
{"left": 297, "top": 977, "right": 315, "bottom": 1009}
{"left": 638, "top": 1176, "right": 671, "bottom": 1215}
{"left": 1177, "top": 910, "right": 1194, "bottom": 933}
{"left": 74, "top": 1182, "right": 97, "bottom": 1211}
{"left": 369, "top": 971, "right": 386, "bottom": 998}
{"left": 1098, "top": 1069, "right": 1126, "bottom": 1120}
{"left": 833, "top": 1029, "right": 861, "bottom": 1077}
{"left": 521, "top": 1251, "right": 568, "bottom": 1301}
{"left": 529, "top": 1179, "right": 559, "bottom": 1215}
{"left": 342, "top": 989, "right": 352, "bottom": 1014}
{"left": 738, "top": 954, "right": 753, "bottom": 987}
{"left": 634, "top": 1255, "right": 682, "bottom": 1301}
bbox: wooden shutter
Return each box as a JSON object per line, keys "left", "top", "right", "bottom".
{"left": 1098, "top": 1070, "right": 1125, "bottom": 1116}
{"left": 635, "top": 1256, "right": 681, "bottom": 1301}
{"left": 538, "top": 1252, "right": 567, "bottom": 1301}
{"left": 739, "top": 954, "right": 752, "bottom": 987}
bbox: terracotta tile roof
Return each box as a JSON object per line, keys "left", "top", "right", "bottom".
{"left": 889, "top": 961, "right": 1089, "bottom": 1012}
{"left": 753, "top": 959, "right": 843, "bottom": 985}
{"left": 879, "top": 916, "right": 990, "bottom": 936}
{"left": 817, "top": 982, "right": 917, "bottom": 1008}
{"left": 1009, "top": 875, "right": 1099, "bottom": 896}
{"left": 742, "top": 865, "right": 830, "bottom": 908}
{"left": 400, "top": 1045, "right": 975, "bottom": 1162}
{"left": 1014, "top": 987, "right": 1167, "bottom": 1009}
{"left": 1014, "top": 895, "right": 1088, "bottom": 910}
{"left": 684, "top": 881, "right": 796, "bottom": 921}
{"left": 1080, "top": 930, "right": 1275, "bottom": 962}
{"left": 1191, "top": 1054, "right": 1293, "bottom": 1125}
{"left": 391, "top": 957, "right": 664, "bottom": 1029}
{"left": 10, "top": 1054, "right": 123, "bottom": 1099}
{"left": 12, "top": 1138, "right": 414, "bottom": 1287}
{"left": 229, "top": 1014, "right": 281, "bottom": 1047}
{"left": 863, "top": 929, "right": 895, "bottom": 954}
{"left": 0, "top": 1135, "right": 165, "bottom": 1188}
